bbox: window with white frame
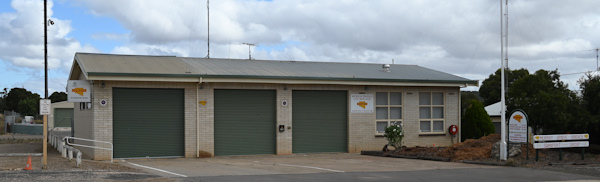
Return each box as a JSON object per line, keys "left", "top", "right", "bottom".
{"left": 419, "top": 92, "right": 444, "bottom": 133}
{"left": 376, "top": 92, "right": 402, "bottom": 135}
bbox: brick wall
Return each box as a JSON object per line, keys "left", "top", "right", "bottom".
{"left": 90, "top": 81, "right": 197, "bottom": 160}
{"left": 83, "top": 80, "right": 461, "bottom": 160}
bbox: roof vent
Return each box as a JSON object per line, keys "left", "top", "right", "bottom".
{"left": 382, "top": 64, "right": 391, "bottom": 72}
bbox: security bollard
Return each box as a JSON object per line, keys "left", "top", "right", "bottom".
{"left": 62, "top": 142, "right": 67, "bottom": 158}
{"left": 76, "top": 152, "right": 82, "bottom": 167}
{"left": 68, "top": 149, "right": 73, "bottom": 161}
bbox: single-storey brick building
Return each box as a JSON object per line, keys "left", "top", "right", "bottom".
{"left": 68, "top": 52, "right": 478, "bottom": 160}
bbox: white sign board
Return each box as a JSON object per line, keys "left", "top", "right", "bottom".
{"left": 533, "top": 134, "right": 589, "bottom": 141}
{"left": 67, "top": 80, "right": 91, "bottom": 102}
{"left": 533, "top": 141, "right": 589, "bottom": 149}
{"left": 40, "top": 99, "right": 51, "bottom": 115}
{"left": 509, "top": 110, "right": 528, "bottom": 143}
{"left": 350, "top": 94, "right": 373, "bottom": 113}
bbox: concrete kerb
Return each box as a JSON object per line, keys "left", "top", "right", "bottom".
{"left": 361, "top": 151, "right": 450, "bottom": 162}
{"left": 361, "top": 150, "right": 505, "bottom": 166}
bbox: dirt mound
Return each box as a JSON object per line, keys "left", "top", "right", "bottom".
{"left": 436, "top": 134, "right": 500, "bottom": 161}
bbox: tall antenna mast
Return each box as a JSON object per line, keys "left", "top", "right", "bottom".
{"left": 243, "top": 43, "right": 256, "bottom": 60}
{"left": 205, "top": 0, "right": 210, "bottom": 58}
{"left": 596, "top": 48, "right": 600, "bottom": 71}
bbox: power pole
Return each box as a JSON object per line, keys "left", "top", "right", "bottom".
{"left": 243, "top": 43, "right": 256, "bottom": 60}
{"left": 43, "top": 0, "right": 48, "bottom": 169}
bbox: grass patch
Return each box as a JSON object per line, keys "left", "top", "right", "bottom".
{"left": 0, "top": 138, "right": 43, "bottom": 144}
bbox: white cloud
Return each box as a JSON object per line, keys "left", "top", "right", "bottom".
{"left": 0, "top": 0, "right": 98, "bottom": 70}
{"left": 67, "top": 0, "right": 600, "bottom": 91}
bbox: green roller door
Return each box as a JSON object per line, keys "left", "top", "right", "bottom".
{"left": 292, "top": 90, "right": 348, "bottom": 153}
{"left": 113, "top": 88, "right": 184, "bottom": 158}
{"left": 54, "top": 108, "right": 73, "bottom": 127}
{"left": 214, "top": 89, "right": 276, "bottom": 156}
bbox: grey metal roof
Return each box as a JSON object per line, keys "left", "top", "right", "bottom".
{"left": 73, "top": 52, "right": 477, "bottom": 85}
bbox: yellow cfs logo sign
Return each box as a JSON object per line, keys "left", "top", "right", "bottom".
{"left": 71, "top": 88, "right": 87, "bottom": 96}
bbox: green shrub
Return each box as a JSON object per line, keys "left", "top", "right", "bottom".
{"left": 461, "top": 99, "right": 495, "bottom": 141}
{"left": 384, "top": 124, "right": 403, "bottom": 149}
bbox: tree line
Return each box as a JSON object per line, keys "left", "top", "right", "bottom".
{"left": 0, "top": 88, "right": 67, "bottom": 116}
{"left": 462, "top": 68, "right": 600, "bottom": 144}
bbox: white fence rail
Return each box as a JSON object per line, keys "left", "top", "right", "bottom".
{"left": 63, "top": 136, "right": 113, "bottom": 163}
{"left": 49, "top": 133, "right": 82, "bottom": 167}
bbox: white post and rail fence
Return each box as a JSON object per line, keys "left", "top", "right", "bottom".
{"left": 533, "top": 133, "right": 590, "bottom": 161}
{"left": 49, "top": 133, "right": 114, "bottom": 167}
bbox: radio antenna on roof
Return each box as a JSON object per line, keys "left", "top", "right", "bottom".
{"left": 205, "top": 0, "right": 210, "bottom": 58}
{"left": 243, "top": 43, "right": 256, "bottom": 60}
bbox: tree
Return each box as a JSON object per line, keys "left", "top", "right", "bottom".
{"left": 578, "top": 73, "right": 600, "bottom": 144}
{"left": 0, "top": 87, "right": 7, "bottom": 111}
{"left": 49, "top": 91, "right": 67, "bottom": 103}
{"left": 17, "top": 97, "right": 39, "bottom": 116}
{"left": 3, "top": 88, "right": 40, "bottom": 115}
{"left": 579, "top": 73, "right": 600, "bottom": 115}
{"left": 507, "top": 69, "right": 590, "bottom": 134}
{"left": 461, "top": 99, "right": 495, "bottom": 141}
{"left": 461, "top": 91, "right": 482, "bottom": 115}
{"left": 479, "top": 68, "right": 529, "bottom": 106}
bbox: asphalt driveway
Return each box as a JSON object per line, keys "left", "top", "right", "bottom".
{"left": 118, "top": 153, "right": 495, "bottom": 178}
{"left": 117, "top": 153, "right": 600, "bottom": 182}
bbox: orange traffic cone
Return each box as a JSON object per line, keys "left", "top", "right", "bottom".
{"left": 23, "top": 155, "right": 33, "bottom": 170}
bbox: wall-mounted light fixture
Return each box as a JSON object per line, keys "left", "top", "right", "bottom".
{"left": 283, "top": 85, "right": 288, "bottom": 90}
{"left": 199, "top": 83, "right": 204, "bottom": 89}
{"left": 101, "top": 82, "right": 105, "bottom": 88}
{"left": 364, "top": 86, "right": 369, "bottom": 91}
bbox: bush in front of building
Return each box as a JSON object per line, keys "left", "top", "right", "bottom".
{"left": 461, "top": 99, "right": 495, "bottom": 141}
{"left": 384, "top": 124, "right": 403, "bottom": 149}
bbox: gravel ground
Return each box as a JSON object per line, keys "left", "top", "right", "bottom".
{"left": 387, "top": 134, "right": 600, "bottom": 178}
{"left": 0, "top": 138, "right": 171, "bottom": 181}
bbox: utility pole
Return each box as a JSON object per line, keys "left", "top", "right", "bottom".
{"left": 243, "top": 43, "right": 256, "bottom": 60}
{"left": 43, "top": 0, "right": 48, "bottom": 169}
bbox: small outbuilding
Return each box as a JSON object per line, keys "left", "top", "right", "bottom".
{"left": 68, "top": 53, "right": 478, "bottom": 160}
{"left": 49, "top": 101, "right": 74, "bottom": 131}
{"left": 484, "top": 102, "right": 503, "bottom": 134}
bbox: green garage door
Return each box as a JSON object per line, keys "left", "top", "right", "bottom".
{"left": 113, "top": 88, "right": 184, "bottom": 158}
{"left": 214, "top": 89, "right": 276, "bottom": 156}
{"left": 292, "top": 91, "right": 348, "bottom": 153}
{"left": 54, "top": 108, "right": 73, "bottom": 127}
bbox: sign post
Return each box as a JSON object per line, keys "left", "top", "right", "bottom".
{"left": 40, "top": 99, "right": 50, "bottom": 169}
{"left": 508, "top": 110, "right": 529, "bottom": 159}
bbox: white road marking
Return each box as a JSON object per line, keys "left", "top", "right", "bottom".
{"left": 255, "top": 161, "right": 344, "bottom": 173}
{"left": 124, "top": 161, "right": 188, "bottom": 177}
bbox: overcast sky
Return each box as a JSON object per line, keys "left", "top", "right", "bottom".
{"left": 1, "top": 0, "right": 599, "bottom": 96}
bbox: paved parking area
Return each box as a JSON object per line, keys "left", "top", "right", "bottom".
{"left": 114, "top": 153, "right": 600, "bottom": 181}
{"left": 118, "top": 153, "right": 498, "bottom": 178}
